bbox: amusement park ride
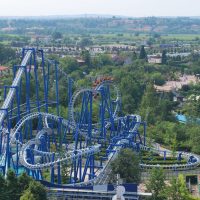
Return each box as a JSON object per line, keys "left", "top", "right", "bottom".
{"left": 0, "top": 48, "right": 199, "bottom": 189}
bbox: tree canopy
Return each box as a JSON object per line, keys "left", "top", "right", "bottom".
{"left": 0, "top": 170, "right": 47, "bottom": 200}
{"left": 110, "top": 148, "right": 141, "bottom": 183}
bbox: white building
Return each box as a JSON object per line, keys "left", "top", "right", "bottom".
{"left": 148, "top": 55, "right": 162, "bottom": 64}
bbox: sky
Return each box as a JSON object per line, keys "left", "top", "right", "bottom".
{"left": 0, "top": 0, "right": 200, "bottom": 17}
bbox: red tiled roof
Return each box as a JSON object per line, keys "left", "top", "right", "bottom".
{"left": 0, "top": 66, "right": 9, "bottom": 71}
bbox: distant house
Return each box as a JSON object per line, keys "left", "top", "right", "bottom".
{"left": 0, "top": 66, "right": 10, "bottom": 76}
{"left": 154, "top": 75, "right": 198, "bottom": 93}
{"left": 148, "top": 55, "right": 162, "bottom": 64}
{"left": 76, "top": 59, "right": 85, "bottom": 66}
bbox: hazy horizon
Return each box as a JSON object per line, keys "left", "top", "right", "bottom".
{"left": 0, "top": 14, "right": 200, "bottom": 19}
{"left": 1, "top": 0, "right": 200, "bottom": 17}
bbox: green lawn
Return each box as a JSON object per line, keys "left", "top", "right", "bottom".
{"left": 161, "top": 34, "right": 200, "bottom": 41}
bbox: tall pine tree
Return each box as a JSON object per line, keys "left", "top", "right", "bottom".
{"left": 161, "top": 50, "right": 167, "bottom": 64}
{"left": 139, "top": 45, "right": 147, "bottom": 60}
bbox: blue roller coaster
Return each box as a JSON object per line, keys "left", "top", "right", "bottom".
{"left": 0, "top": 48, "right": 199, "bottom": 187}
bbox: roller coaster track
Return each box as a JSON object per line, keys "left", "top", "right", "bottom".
{"left": 11, "top": 112, "right": 71, "bottom": 144}
{"left": 94, "top": 115, "right": 141, "bottom": 185}
{"left": 9, "top": 110, "right": 200, "bottom": 182}
{"left": 0, "top": 128, "right": 8, "bottom": 166}
{"left": 68, "top": 80, "right": 121, "bottom": 128}
{"left": 7, "top": 79, "right": 126, "bottom": 185}
{"left": 7, "top": 95, "right": 200, "bottom": 184}
{"left": 0, "top": 49, "right": 200, "bottom": 187}
{"left": 10, "top": 112, "right": 100, "bottom": 170}
{"left": 8, "top": 79, "right": 122, "bottom": 180}
{"left": 0, "top": 50, "right": 32, "bottom": 125}
{"left": 139, "top": 144, "right": 200, "bottom": 171}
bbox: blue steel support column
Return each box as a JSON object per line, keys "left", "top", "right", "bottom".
{"left": 107, "top": 86, "right": 113, "bottom": 116}
{"left": 18, "top": 66, "right": 22, "bottom": 120}
{"left": 39, "top": 50, "right": 48, "bottom": 112}
{"left": 24, "top": 66, "right": 31, "bottom": 113}
{"left": 51, "top": 153, "right": 55, "bottom": 184}
{"left": 57, "top": 162, "right": 61, "bottom": 184}
{"left": 23, "top": 50, "right": 34, "bottom": 140}
{"left": 33, "top": 49, "right": 40, "bottom": 112}
{"left": 136, "top": 142, "right": 140, "bottom": 152}
{"left": 12, "top": 65, "right": 17, "bottom": 79}
{"left": 68, "top": 78, "right": 73, "bottom": 119}
{"left": 88, "top": 91, "right": 93, "bottom": 142}
{"left": 82, "top": 156, "right": 90, "bottom": 182}
{"left": 77, "top": 156, "right": 82, "bottom": 181}
{"left": 26, "top": 148, "right": 31, "bottom": 176}
{"left": 106, "top": 88, "right": 115, "bottom": 130}
{"left": 90, "top": 154, "right": 95, "bottom": 180}
{"left": 46, "top": 61, "right": 50, "bottom": 113}
{"left": 164, "top": 151, "right": 166, "bottom": 161}
{"left": 14, "top": 85, "right": 21, "bottom": 122}
{"left": 3, "top": 86, "right": 7, "bottom": 101}
{"left": 24, "top": 66, "right": 31, "bottom": 140}
{"left": 58, "top": 117, "right": 63, "bottom": 149}
{"left": 55, "top": 61, "right": 59, "bottom": 116}
{"left": 80, "top": 93, "right": 86, "bottom": 125}
{"left": 16, "top": 131, "right": 19, "bottom": 175}
{"left": 73, "top": 157, "right": 77, "bottom": 183}
{"left": 22, "top": 48, "right": 25, "bottom": 59}
{"left": 100, "top": 89, "right": 105, "bottom": 139}
{"left": 73, "top": 126, "right": 79, "bottom": 183}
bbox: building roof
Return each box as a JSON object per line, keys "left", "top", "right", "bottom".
{"left": 148, "top": 55, "right": 162, "bottom": 59}
{"left": 154, "top": 75, "right": 198, "bottom": 92}
{"left": 76, "top": 59, "right": 85, "bottom": 63}
{"left": 0, "top": 66, "right": 9, "bottom": 71}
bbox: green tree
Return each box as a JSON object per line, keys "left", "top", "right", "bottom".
{"left": 0, "top": 170, "right": 47, "bottom": 200}
{"left": 60, "top": 56, "right": 79, "bottom": 74}
{"left": 161, "top": 50, "right": 167, "bottom": 64}
{"left": 110, "top": 148, "right": 141, "bottom": 183}
{"left": 52, "top": 31, "right": 62, "bottom": 40}
{"left": 20, "top": 190, "right": 35, "bottom": 200}
{"left": 139, "top": 45, "right": 147, "bottom": 60}
{"left": 146, "top": 168, "right": 166, "bottom": 200}
{"left": 132, "top": 51, "right": 138, "bottom": 60}
{"left": 18, "top": 172, "right": 32, "bottom": 195}
{"left": 20, "top": 181, "right": 47, "bottom": 200}
{"left": 0, "top": 173, "right": 7, "bottom": 200}
{"left": 150, "top": 72, "right": 165, "bottom": 85}
{"left": 6, "top": 169, "right": 19, "bottom": 200}
{"left": 188, "top": 125, "right": 200, "bottom": 154}
{"left": 98, "top": 54, "right": 113, "bottom": 66}
{"left": 79, "top": 37, "right": 93, "bottom": 47}
{"left": 81, "top": 50, "right": 91, "bottom": 67}
{"left": 166, "top": 174, "right": 194, "bottom": 200}
{"left": 0, "top": 44, "right": 16, "bottom": 64}
{"left": 140, "top": 84, "right": 158, "bottom": 124}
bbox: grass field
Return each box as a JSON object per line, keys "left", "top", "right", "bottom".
{"left": 161, "top": 34, "right": 200, "bottom": 41}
